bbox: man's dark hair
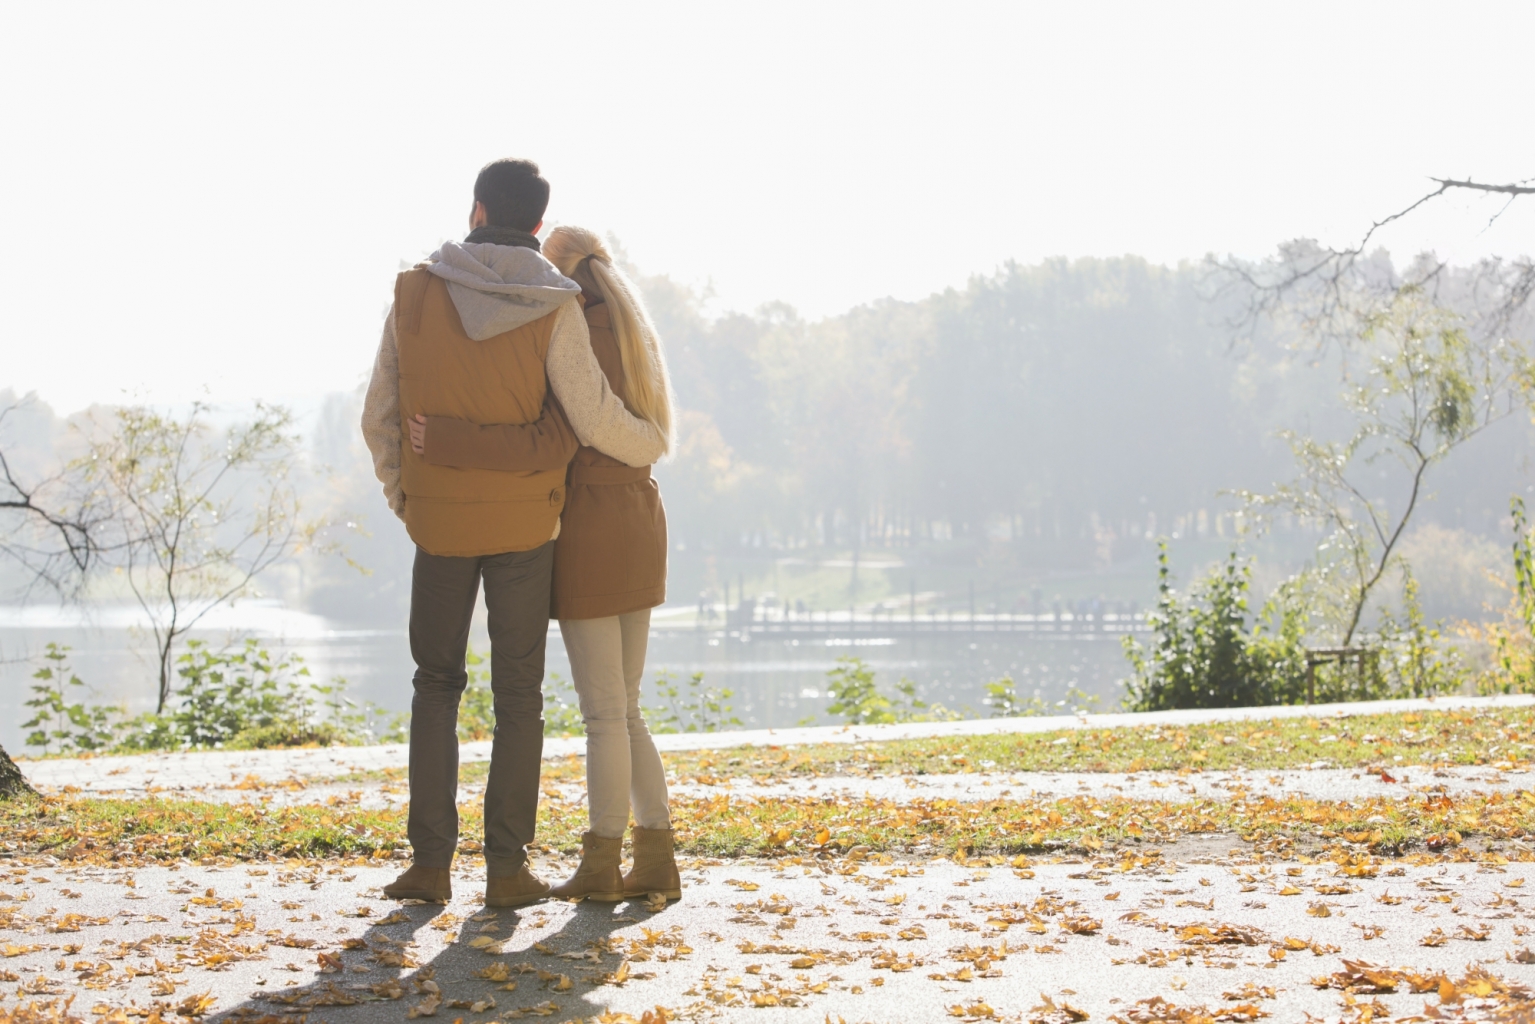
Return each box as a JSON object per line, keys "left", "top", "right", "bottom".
{"left": 473, "top": 159, "right": 551, "bottom": 231}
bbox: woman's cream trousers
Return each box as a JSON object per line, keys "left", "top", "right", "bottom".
{"left": 558, "top": 609, "right": 671, "bottom": 838}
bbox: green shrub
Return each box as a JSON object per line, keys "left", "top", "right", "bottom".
{"left": 1371, "top": 573, "right": 1468, "bottom": 700}
{"left": 109, "top": 639, "right": 375, "bottom": 752}
{"left": 369, "top": 706, "right": 411, "bottom": 745}
{"left": 543, "top": 672, "right": 585, "bottom": 737}
{"left": 167, "top": 639, "right": 306, "bottom": 748}
{"left": 820, "top": 657, "right": 962, "bottom": 725}
{"left": 1124, "top": 542, "right": 1472, "bottom": 711}
{"left": 453, "top": 648, "right": 586, "bottom": 740}
{"left": 647, "top": 671, "right": 742, "bottom": 734}
{"left": 22, "top": 644, "right": 119, "bottom": 754}
{"left": 131, "top": 640, "right": 362, "bottom": 749}
{"left": 227, "top": 721, "right": 360, "bottom": 750}
{"left": 1123, "top": 543, "right": 1310, "bottom": 711}
{"left": 824, "top": 656, "right": 888, "bottom": 724}
{"left": 983, "top": 676, "right": 1101, "bottom": 717}
{"left": 982, "top": 674, "right": 1036, "bottom": 717}
{"left": 458, "top": 647, "right": 496, "bottom": 741}
{"left": 1467, "top": 496, "right": 1535, "bottom": 695}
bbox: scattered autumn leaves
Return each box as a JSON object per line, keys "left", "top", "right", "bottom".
{"left": 6, "top": 780, "right": 1535, "bottom": 867}
{"left": 5, "top": 705, "right": 1535, "bottom": 1024}
{"left": 527, "top": 705, "right": 1535, "bottom": 785}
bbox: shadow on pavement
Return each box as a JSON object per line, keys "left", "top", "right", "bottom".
{"left": 209, "top": 882, "right": 680, "bottom": 1024}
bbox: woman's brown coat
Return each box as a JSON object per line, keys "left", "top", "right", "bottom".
{"left": 423, "top": 300, "right": 668, "bottom": 620}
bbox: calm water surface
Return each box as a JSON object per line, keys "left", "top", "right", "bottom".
{"left": 0, "top": 601, "right": 1134, "bottom": 755}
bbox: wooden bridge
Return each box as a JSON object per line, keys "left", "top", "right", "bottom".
{"left": 674, "top": 606, "right": 1153, "bottom": 637}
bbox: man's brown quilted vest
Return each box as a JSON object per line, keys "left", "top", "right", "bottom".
{"left": 395, "top": 267, "right": 566, "bottom": 557}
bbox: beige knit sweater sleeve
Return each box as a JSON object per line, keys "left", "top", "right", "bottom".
{"left": 545, "top": 300, "right": 667, "bottom": 467}
{"left": 360, "top": 304, "right": 406, "bottom": 520}
{"left": 359, "top": 299, "right": 663, "bottom": 525}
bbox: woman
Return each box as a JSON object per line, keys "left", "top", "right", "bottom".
{"left": 412, "top": 225, "right": 679, "bottom": 903}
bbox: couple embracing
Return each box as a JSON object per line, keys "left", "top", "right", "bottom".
{"left": 361, "top": 159, "right": 678, "bottom": 908}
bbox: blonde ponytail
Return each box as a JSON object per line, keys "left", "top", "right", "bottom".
{"left": 544, "top": 226, "right": 674, "bottom": 453}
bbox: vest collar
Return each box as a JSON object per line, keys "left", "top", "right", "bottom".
{"left": 464, "top": 225, "right": 541, "bottom": 251}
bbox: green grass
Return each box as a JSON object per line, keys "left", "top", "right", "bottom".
{"left": 4, "top": 764, "right": 1531, "bottom": 864}
{"left": 432, "top": 706, "right": 1535, "bottom": 788}
{"left": 0, "top": 794, "right": 409, "bottom": 862}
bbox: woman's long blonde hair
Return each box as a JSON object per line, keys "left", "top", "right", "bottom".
{"left": 544, "top": 226, "right": 674, "bottom": 452}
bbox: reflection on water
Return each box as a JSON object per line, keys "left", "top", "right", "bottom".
{"left": 0, "top": 601, "right": 1133, "bottom": 754}
{"left": 639, "top": 630, "right": 1129, "bottom": 727}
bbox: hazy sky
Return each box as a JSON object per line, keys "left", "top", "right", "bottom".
{"left": 2, "top": 1, "right": 1532, "bottom": 414}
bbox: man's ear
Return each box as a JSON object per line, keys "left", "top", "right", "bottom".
{"left": 532, "top": 219, "right": 543, "bottom": 235}
{"left": 469, "top": 200, "right": 489, "bottom": 230}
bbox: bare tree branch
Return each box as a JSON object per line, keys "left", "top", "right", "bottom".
{"left": 1432, "top": 177, "right": 1535, "bottom": 198}
{"left": 81, "top": 402, "right": 318, "bottom": 711}
{"left": 0, "top": 449, "right": 91, "bottom": 570}
{"left": 1234, "top": 292, "right": 1533, "bottom": 645}
{"left": 1210, "top": 175, "right": 1535, "bottom": 345}
{"left": 0, "top": 401, "right": 117, "bottom": 597}
{"left": 1339, "top": 177, "right": 1534, "bottom": 264}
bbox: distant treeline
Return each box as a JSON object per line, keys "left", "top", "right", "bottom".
{"left": 8, "top": 256, "right": 1529, "bottom": 625}
{"left": 643, "top": 256, "right": 1535, "bottom": 568}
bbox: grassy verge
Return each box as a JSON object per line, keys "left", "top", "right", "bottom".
{"left": 439, "top": 705, "right": 1535, "bottom": 787}
{"left": 4, "top": 781, "right": 1531, "bottom": 864}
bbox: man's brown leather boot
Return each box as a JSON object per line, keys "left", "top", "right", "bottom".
{"left": 382, "top": 864, "right": 451, "bottom": 902}
{"left": 622, "top": 826, "right": 682, "bottom": 901}
{"left": 549, "top": 832, "right": 625, "bottom": 901}
{"left": 485, "top": 863, "right": 551, "bottom": 908}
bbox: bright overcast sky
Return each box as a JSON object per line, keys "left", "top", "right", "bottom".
{"left": 2, "top": 1, "right": 1532, "bottom": 414}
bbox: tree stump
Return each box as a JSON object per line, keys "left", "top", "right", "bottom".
{"left": 0, "top": 743, "right": 34, "bottom": 799}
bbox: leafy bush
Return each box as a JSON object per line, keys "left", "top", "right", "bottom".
{"left": 455, "top": 648, "right": 585, "bottom": 739}
{"left": 647, "top": 671, "right": 742, "bottom": 734}
{"left": 1463, "top": 497, "right": 1535, "bottom": 695}
{"left": 821, "top": 657, "right": 961, "bottom": 725}
{"left": 23, "top": 644, "right": 118, "bottom": 754}
{"left": 115, "top": 639, "right": 375, "bottom": 751}
{"left": 165, "top": 640, "right": 310, "bottom": 747}
{"left": 983, "top": 676, "right": 1101, "bottom": 717}
{"left": 458, "top": 647, "right": 496, "bottom": 741}
{"left": 981, "top": 674, "right": 1033, "bottom": 717}
{"left": 462, "top": 656, "right": 748, "bottom": 738}
{"left": 226, "top": 720, "right": 362, "bottom": 750}
{"left": 823, "top": 657, "right": 886, "bottom": 724}
{"left": 1371, "top": 573, "right": 1468, "bottom": 700}
{"left": 22, "top": 639, "right": 385, "bottom": 754}
{"left": 543, "top": 672, "right": 585, "bottom": 737}
{"left": 1123, "top": 543, "right": 1310, "bottom": 711}
{"left": 1124, "top": 542, "right": 1472, "bottom": 711}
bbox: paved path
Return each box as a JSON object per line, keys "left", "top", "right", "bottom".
{"left": 2, "top": 846, "right": 1533, "bottom": 1022}
{"left": 9, "top": 695, "right": 1535, "bottom": 1021}
{"left": 20, "top": 693, "right": 1534, "bottom": 796}
{"left": 667, "top": 763, "right": 1528, "bottom": 805}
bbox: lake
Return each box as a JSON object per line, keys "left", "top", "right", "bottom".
{"left": 0, "top": 600, "right": 1141, "bottom": 754}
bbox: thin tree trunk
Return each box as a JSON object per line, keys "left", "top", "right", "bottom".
{"left": 0, "top": 743, "right": 35, "bottom": 799}
{"left": 1340, "top": 454, "right": 1430, "bottom": 647}
{"left": 157, "top": 637, "right": 173, "bottom": 713}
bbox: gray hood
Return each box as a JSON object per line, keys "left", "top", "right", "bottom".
{"left": 426, "top": 241, "right": 581, "bottom": 341}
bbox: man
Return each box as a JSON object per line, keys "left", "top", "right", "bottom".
{"left": 361, "top": 159, "right": 665, "bottom": 906}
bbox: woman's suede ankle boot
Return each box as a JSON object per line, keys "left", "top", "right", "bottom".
{"left": 622, "top": 826, "right": 682, "bottom": 901}
{"left": 549, "top": 832, "right": 625, "bottom": 901}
